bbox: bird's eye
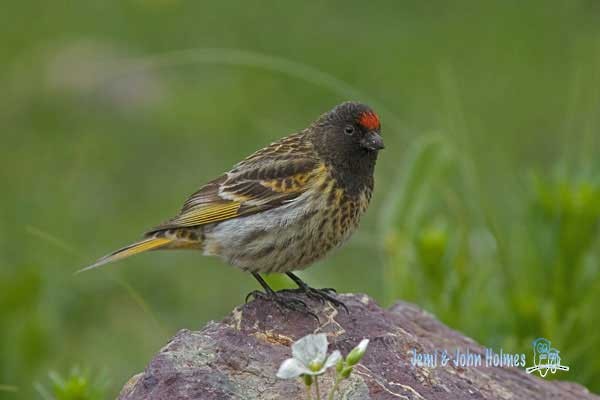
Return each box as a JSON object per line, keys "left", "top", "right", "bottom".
{"left": 344, "top": 125, "right": 355, "bottom": 135}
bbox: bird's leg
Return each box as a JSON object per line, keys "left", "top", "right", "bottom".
{"left": 246, "top": 272, "right": 318, "bottom": 320}
{"left": 286, "top": 272, "right": 349, "bottom": 313}
{"left": 245, "top": 272, "right": 277, "bottom": 301}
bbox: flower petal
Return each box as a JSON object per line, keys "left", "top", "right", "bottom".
{"left": 309, "top": 367, "right": 327, "bottom": 376}
{"left": 277, "top": 358, "right": 312, "bottom": 379}
{"left": 292, "top": 333, "right": 329, "bottom": 366}
{"left": 355, "top": 339, "right": 369, "bottom": 354}
{"left": 324, "top": 350, "right": 342, "bottom": 369}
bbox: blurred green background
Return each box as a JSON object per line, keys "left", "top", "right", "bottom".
{"left": 2, "top": 0, "right": 600, "bottom": 398}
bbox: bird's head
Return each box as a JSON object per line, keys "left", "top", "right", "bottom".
{"left": 311, "top": 101, "right": 384, "bottom": 165}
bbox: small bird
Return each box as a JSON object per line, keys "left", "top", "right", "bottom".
{"left": 82, "top": 101, "right": 384, "bottom": 314}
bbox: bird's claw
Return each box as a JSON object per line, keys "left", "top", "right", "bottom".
{"left": 319, "top": 287, "right": 337, "bottom": 294}
{"left": 304, "top": 288, "right": 349, "bottom": 314}
{"left": 245, "top": 290, "right": 265, "bottom": 304}
{"left": 245, "top": 290, "right": 320, "bottom": 322}
{"left": 277, "top": 286, "right": 347, "bottom": 313}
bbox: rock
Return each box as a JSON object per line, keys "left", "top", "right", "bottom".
{"left": 118, "top": 293, "right": 598, "bottom": 400}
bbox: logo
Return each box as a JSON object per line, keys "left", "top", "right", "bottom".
{"left": 525, "top": 338, "right": 570, "bottom": 377}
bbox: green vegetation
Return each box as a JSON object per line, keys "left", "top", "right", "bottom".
{"left": 1, "top": 0, "right": 599, "bottom": 397}
{"left": 379, "top": 137, "right": 600, "bottom": 386}
{"left": 35, "top": 368, "right": 107, "bottom": 400}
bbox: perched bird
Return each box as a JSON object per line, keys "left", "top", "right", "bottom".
{"left": 81, "top": 101, "right": 384, "bottom": 314}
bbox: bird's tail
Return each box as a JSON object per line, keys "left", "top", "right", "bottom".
{"left": 78, "top": 236, "right": 173, "bottom": 273}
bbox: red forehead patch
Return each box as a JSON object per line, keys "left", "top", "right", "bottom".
{"left": 358, "top": 111, "right": 380, "bottom": 130}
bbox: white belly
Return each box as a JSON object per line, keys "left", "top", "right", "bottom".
{"left": 202, "top": 192, "right": 326, "bottom": 273}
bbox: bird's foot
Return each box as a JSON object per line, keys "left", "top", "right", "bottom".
{"left": 301, "top": 287, "right": 349, "bottom": 314}
{"left": 245, "top": 290, "right": 319, "bottom": 322}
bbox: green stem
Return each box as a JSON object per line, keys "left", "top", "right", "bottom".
{"left": 306, "top": 382, "right": 313, "bottom": 400}
{"left": 314, "top": 376, "right": 321, "bottom": 400}
{"left": 327, "top": 377, "right": 342, "bottom": 400}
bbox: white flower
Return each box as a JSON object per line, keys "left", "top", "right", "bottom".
{"left": 277, "top": 333, "right": 342, "bottom": 379}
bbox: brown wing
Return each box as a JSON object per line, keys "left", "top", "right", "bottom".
{"left": 146, "top": 133, "right": 321, "bottom": 234}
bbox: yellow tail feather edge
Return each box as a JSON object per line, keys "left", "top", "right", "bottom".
{"left": 77, "top": 237, "right": 172, "bottom": 273}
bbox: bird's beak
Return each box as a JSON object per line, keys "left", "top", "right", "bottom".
{"left": 361, "top": 132, "right": 385, "bottom": 151}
